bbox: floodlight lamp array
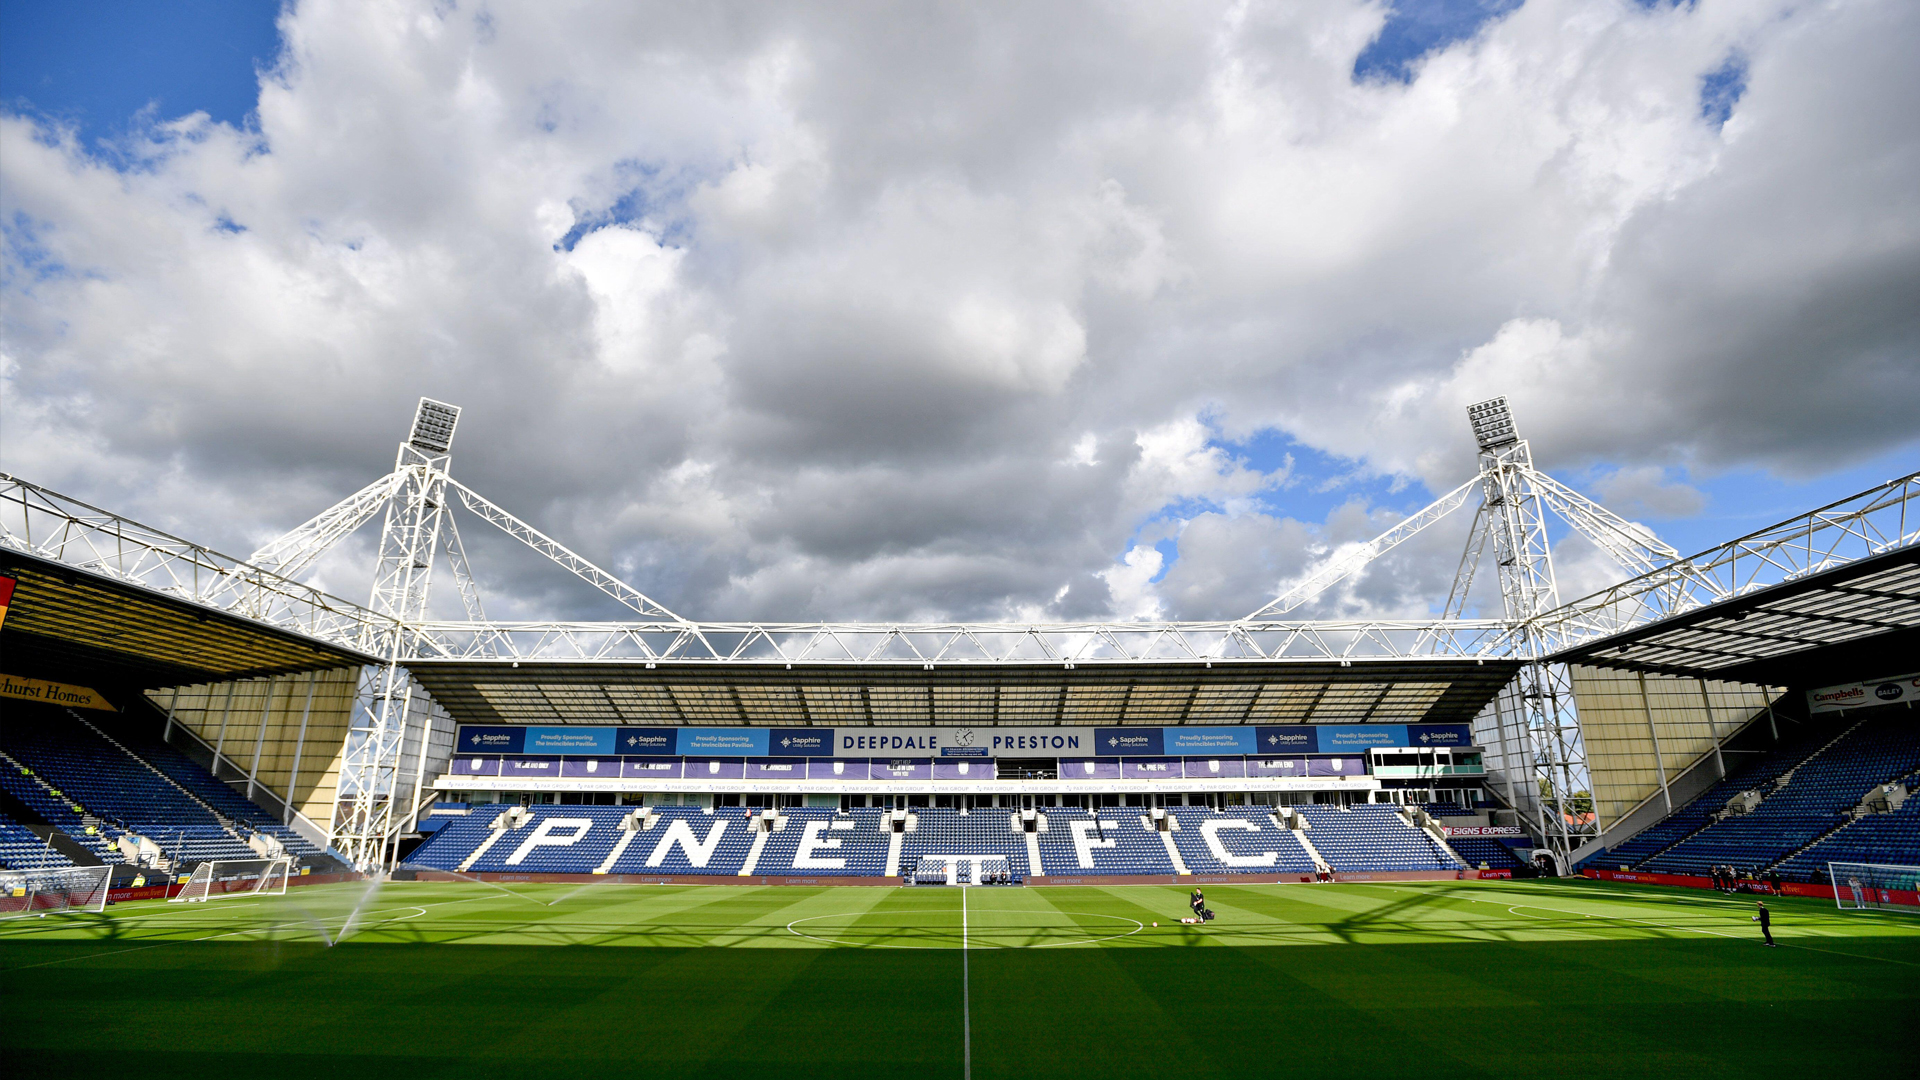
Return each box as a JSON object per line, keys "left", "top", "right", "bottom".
{"left": 1467, "top": 396, "right": 1517, "bottom": 451}
{"left": 409, "top": 398, "right": 460, "bottom": 455}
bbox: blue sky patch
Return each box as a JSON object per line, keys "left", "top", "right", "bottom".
{"left": 1700, "top": 52, "right": 1748, "bottom": 130}
{"left": 1354, "top": 0, "right": 1526, "bottom": 84}
{"left": 0, "top": 0, "right": 281, "bottom": 145}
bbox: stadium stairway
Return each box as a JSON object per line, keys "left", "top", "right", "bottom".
{"left": 752, "top": 808, "right": 890, "bottom": 876}
{"left": 0, "top": 701, "right": 325, "bottom": 869}
{"left": 0, "top": 815, "right": 79, "bottom": 870}
{"left": 86, "top": 704, "right": 328, "bottom": 862}
{"left": 1641, "top": 712, "right": 1920, "bottom": 880}
{"left": 1772, "top": 774, "right": 1920, "bottom": 880}
{"left": 0, "top": 744, "right": 121, "bottom": 864}
{"left": 1296, "top": 805, "right": 1463, "bottom": 872}
{"left": 1604, "top": 721, "right": 1842, "bottom": 870}
{"left": 900, "top": 809, "right": 1033, "bottom": 879}
{"left": 604, "top": 806, "right": 757, "bottom": 875}
{"left": 1031, "top": 808, "right": 1174, "bottom": 876}
{"left": 1166, "top": 806, "right": 1317, "bottom": 875}
{"left": 1448, "top": 836, "right": 1527, "bottom": 871}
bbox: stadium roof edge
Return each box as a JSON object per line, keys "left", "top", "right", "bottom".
{"left": 0, "top": 547, "right": 378, "bottom": 686}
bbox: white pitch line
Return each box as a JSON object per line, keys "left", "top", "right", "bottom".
{"left": 961, "top": 885, "right": 972, "bottom": 1080}
{"left": 1379, "top": 883, "right": 1920, "bottom": 968}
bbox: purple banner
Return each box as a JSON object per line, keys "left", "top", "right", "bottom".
{"left": 1060, "top": 758, "right": 1122, "bottom": 781}
{"left": 932, "top": 760, "right": 995, "bottom": 781}
{"left": 448, "top": 755, "right": 500, "bottom": 776}
{"left": 808, "top": 758, "right": 868, "bottom": 781}
{"left": 746, "top": 758, "right": 808, "bottom": 780}
{"left": 1246, "top": 756, "right": 1308, "bottom": 777}
{"left": 560, "top": 757, "right": 623, "bottom": 778}
{"left": 1122, "top": 757, "right": 1183, "bottom": 780}
{"left": 622, "top": 758, "right": 683, "bottom": 780}
{"left": 1184, "top": 757, "right": 1246, "bottom": 779}
{"left": 683, "top": 757, "right": 746, "bottom": 780}
{"left": 500, "top": 756, "right": 561, "bottom": 778}
{"left": 1308, "top": 755, "right": 1367, "bottom": 777}
{"left": 871, "top": 759, "right": 931, "bottom": 781}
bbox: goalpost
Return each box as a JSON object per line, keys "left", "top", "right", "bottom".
{"left": 169, "top": 858, "right": 293, "bottom": 903}
{"left": 0, "top": 865, "right": 112, "bottom": 918}
{"left": 1828, "top": 861, "right": 1920, "bottom": 912}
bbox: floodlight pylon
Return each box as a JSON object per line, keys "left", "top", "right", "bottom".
{"left": 333, "top": 401, "right": 461, "bottom": 869}
{"left": 1242, "top": 395, "right": 1687, "bottom": 865}
{"left": 235, "top": 398, "right": 686, "bottom": 868}
{"left": 1469, "top": 398, "right": 1586, "bottom": 864}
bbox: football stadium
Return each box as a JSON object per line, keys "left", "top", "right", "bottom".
{"left": 1, "top": 397, "right": 1916, "bottom": 1076}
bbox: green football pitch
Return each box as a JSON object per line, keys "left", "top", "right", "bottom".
{"left": 1, "top": 878, "right": 1913, "bottom": 1078}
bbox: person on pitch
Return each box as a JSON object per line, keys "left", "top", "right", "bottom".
{"left": 1752, "top": 900, "right": 1775, "bottom": 947}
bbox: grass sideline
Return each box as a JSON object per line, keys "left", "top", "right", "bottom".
{"left": 0, "top": 878, "right": 1912, "bottom": 1078}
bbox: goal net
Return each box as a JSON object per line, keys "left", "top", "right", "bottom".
{"left": 0, "top": 865, "right": 111, "bottom": 918}
{"left": 1829, "top": 861, "right": 1920, "bottom": 912}
{"left": 170, "top": 858, "right": 292, "bottom": 903}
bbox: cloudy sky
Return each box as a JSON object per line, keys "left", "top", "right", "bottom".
{"left": 2, "top": 0, "right": 1916, "bottom": 626}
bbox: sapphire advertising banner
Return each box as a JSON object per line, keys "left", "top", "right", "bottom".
{"left": 524, "top": 727, "right": 616, "bottom": 754}
{"left": 1162, "top": 727, "right": 1257, "bottom": 755}
{"left": 1315, "top": 725, "right": 1407, "bottom": 751}
{"left": 676, "top": 729, "right": 768, "bottom": 755}
{"left": 458, "top": 726, "right": 525, "bottom": 754}
{"left": 454, "top": 721, "right": 1475, "bottom": 761}
{"left": 770, "top": 728, "right": 833, "bottom": 756}
{"left": 1408, "top": 723, "right": 1474, "bottom": 747}
{"left": 1255, "top": 726, "right": 1318, "bottom": 753}
{"left": 1093, "top": 728, "right": 1163, "bottom": 756}
{"left": 616, "top": 728, "right": 678, "bottom": 755}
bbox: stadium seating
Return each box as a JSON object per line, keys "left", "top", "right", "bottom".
{"left": 1166, "top": 806, "right": 1317, "bottom": 874}
{"left": 462, "top": 805, "right": 631, "bottom": 874}
{"left": 1447, "top": 836, "right": 1526, "bottom": 870}
{"left": 406, "top": 805, "right": 510, "bottom": 870}
{"left": 1603, "top": 726, "right": 1829, "bottom": 868}
{"left": 1032, "top": 807, "right": 1174, "bottom": 876}
{"left": 0, "top": 702, "right": 323, "bottom": 866}
{"left": 1296, "top": 805, "right": 1462, "bottom": 872}
{"left": 606, "top": 806, "right": 757, "bottom": 875}
{"left": 901, "top": 809, "right": 1033, "bottom": 878}
{"left": 1774, "top": 787, "right": 1920, "bottom": 881}
{"left": 1638, "top": 713, "right": 1920, "bottom": 880}
{"left": 754, "top": 808, "right": 890, "bottom": 876}
{"left": 0, "top": 750, "right": 121, "bottom": 863}
{"left": 0, "top": 817, "right": 75, "bottom": 870}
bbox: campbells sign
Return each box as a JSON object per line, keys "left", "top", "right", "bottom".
{"left": 1807, "top": 671, "right": 1920, "bottom": 714}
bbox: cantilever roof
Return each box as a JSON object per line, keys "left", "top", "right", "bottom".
{"left": 1548, "top": 544, "right": 1920, "bottom": 686}
{"left": 403, "top": 656, "right": 1522, "bottom": 729}
{"left": 0, "top": 549, "right": 375, "bottom": 687}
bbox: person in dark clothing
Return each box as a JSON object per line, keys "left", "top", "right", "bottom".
{"left": 1768, "top": 869, "right": 1782, "bottom": 896}
{"left": 1752, "top": 901, "right": 1775, "bottom": 947}
{"left": 1190, "top": 887, "right": 1205, "bottom": 917}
